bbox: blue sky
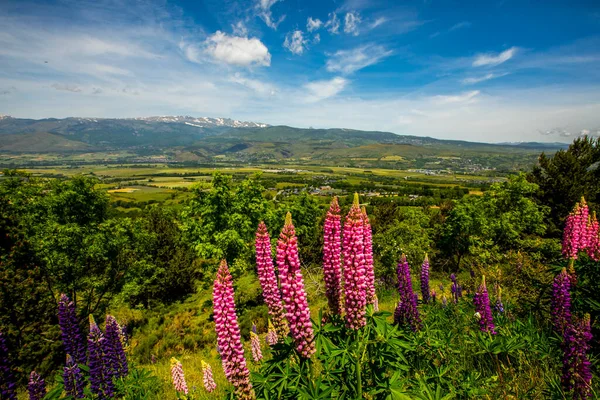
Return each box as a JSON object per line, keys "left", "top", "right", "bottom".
{"left": 0, "top": 0, "right": 599, "bottom": 142}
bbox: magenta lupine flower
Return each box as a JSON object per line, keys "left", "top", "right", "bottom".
{"left": 362, "top": 206, "right": 376, "bottom": 306}
{"left": 255, "top": 222, "right": 288, "bottom": 339}
{"left": 394, "top": 254, "right": 421, "bottom": 331}
{"left": 0, "top": 331, "right": 16, "bottom": 400}
{"left": 28, "top": 371, "right": 46, "bottom": 400}
{"left": 552, "top": 268, "right": 572, "bottom": 336}
{"left": 420, "top": 254, "right": 430, "bottom": 304}
{"left": 170, "top": 358, "right": 189, "bottom": 395}
{"left": 266, "top": 320, "right": 278, "bottom": 346}
{"left": 587, "top": 212, "right": 599, "bottom": 261}
{"left": 563, "top": 198, "right": 590, "bottom": 260}
{"left": 277, "top": 213, "right": 316, "bottom": 358}
{"left": 201, "top": 360, "right": 217, "bottom": 393}
{"left": 562, "top": 314, "right": 593, "bottom": 398}
{"left": 473, "top": 276, "right": 496, "bottom": 334}
{"left": 431, "top": 289, "right": 437, "bottom": 303}
{"left": 343, "top": 194, "right": 368, "bottom": 330}
{"left": 323, "top": 197, "right": 343, "bottom": 315}
{"left": 63, "top": 354, "right": 85, "bottom": 399}
{"left": 58, "top": 294, "right": 86, "bottom": 365}
{"left": 213, "top": 260, "right": 255, "bottom": 399}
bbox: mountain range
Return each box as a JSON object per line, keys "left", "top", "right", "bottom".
{"left": 0, "top": 115, "right": 568, "bottom": 169}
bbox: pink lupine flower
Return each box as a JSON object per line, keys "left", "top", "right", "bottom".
{"left": 266, "top": 320, "right": 278, "bottom": 346}
{"left": 170, "top": 358, "right": 188, "bottom": 395}
{"left": 343, "top": 193, "right": 368, "bottom": 330}
{"left": 362, "top": 206, "right": 376, "bottom": 305}
{"left": 587, "top": 212, "right": 599, "bottom": 261}
{"left": 277, "top": 212, "right": 316, "bottom": 358}
{"left": 250, "top": 331, "right": 263, "bottom": 362}
{"left": 201, "top": 361, "right": 216, "bottom": 393}
{"left": 255, "top": 222, "right": 289, "bottom": 339}
{"left": 322, "top": 197, "right": 343, "bottom": 315}
{"left": 213, "top": 260, "right": 255, "bottom": 399}
{"left": 563, "top": 198, "right": 591, "bottom": 260}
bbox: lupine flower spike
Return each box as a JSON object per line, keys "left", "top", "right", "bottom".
{"left": 473, "top": 276, "right": 496, "bottom": 334}
{"left": 323, "top": 197, "right": 343, "bottom": 315}
{"left": 88, "top": 315, "right": 115, "bottom": 398}
{"left": 0, "top": 332, "right": 16, "bottom": 400}
{"left": 431, "top": 289, "right": 437, "bottom": 303}
{"left": 362, "top": 206, "right": 376, "bottom": 306}
{"left": 58, "top": 294, "right": 86, "bottom": 364}
{"left": 250, "top": 324, "right": 263, "bottom": 362}
{"left": 104, "top": 315, "right": 128, "bottom": 379}
{"left": 170, "top": 358, "right": 189, "bottom": 395}
{"left": 63, "top": 354, "right": 85, "bottom": 399}
{"left": 201, "top": 360, "right": 217, "bottom": 393}
{"left": 266, "top": 319, "right": 278, "bottom": 346}
{"left": 213, "top": 260, "right": 255, "bottom": 399}
{"left": 277, "top": 212, "right": 316, "bottom": 358}
{"left": 494, "top": 285, "right": 505, "bottom": 313}
{"left": 562, "top": 198, "right": 590, "bottom": 260}
{"left": 420, "top": 254, "right": 430, "bottom": 304}
{"left": 450, "top": 274, "right": 459, "bottom": 304}
{"left": 255, "top": 222, "right": 289, "bottom": 339}
{"left": 394, "top": 254, "right": 421, "bottom": 331}
{"left": 28, "top": 371, "right": 46, "bottom": 400}
{"left": 562, "top": 314, "right": 593, "bottom": 398}
{"left": 373, "top": 294, "right": 379, "bottom": 312}
{"left": 343, "top": 194, "right": 368, "bottom": 329}
{"left": 587, "top": 211, "right": 599, "bottom": 261}
{"left": 551, "top": 268, "right": 572, "bottom": 336}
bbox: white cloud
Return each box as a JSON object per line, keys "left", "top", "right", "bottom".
{"left": 326, "top": 44, "right": 393, "bottom": 74}
{"left": 283, "top": 30, "right": 307, "bottom": 55}
{"left": 344, "top": 12, "right": 361, "bottom": 36}
{"left": 370, "top": 17, "right": 387, "bottom": 29}
{"left": 325, "top": 13, "right": 340, "bottom": 34}
{"left": 307, "top": 17, "right": 322, "bottom": 32}
{"left": 204, "top": 31, "right": 271, "bottom": 67}
{"left": 230, "top": 73, "right": 277, "bottom": 96}
{"left": 313, "top": 33, "right": 320, "bottom": 44}
{"left": 473, "top": 47, "right": 518, "bottom": 67}
{"left": 430, "top": 90, "right": 480, "bottom": 105}
{"left": 257, "top": 0, "right": 285, "bottom": 29}
{"left": 461, "top": 72, "right": 509, "bottom": 84}
{"left": 304, "top": 77, "right": 348, "bottom": 102}
{"left": 232, "top": 21, "right": 248, "bottom": 36}
{"left": 449, "top": 21, "right": 471, "bottom": 31}
{"left": 51, "top": 83, "right": 82, "bottom": 93}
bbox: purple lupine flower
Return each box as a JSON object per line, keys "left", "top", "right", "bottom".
{"left": 323, "top": 197, "right": 343, "bottom": 315}
{"left": 88, "top": 315, "right": 114, "bottom": 398}
{"left": 266, "top": 320, "right": 278, "bottom": 346}
{"left": 28, "top": 371, "right": 46, "bottom": 400}
{"left": 63, "top": 354, "right": 85, "bottom": 399}
{"left": 0, "top": 331, "right": 16, "bottom": 400}
{"left": 450, "top": 274, "right": 459, "bottom": 304}
{"left": 552, "top": 268, "right": 572, "bottom": 336}
{"left": 255, "top": 221, "right": 289, "bottom": 339}
{"left": 562, "top": 314, "right": 593, "bottom": 398}
{"left": 420, "top": 254, "right": 430, "bottom": 304}
{"left": 201, "top": 360, "right": 217, "bottom": 393}
{"left": 150, "top": 354, "right": 157, "bottom": 364}
{"left": 362, "top": 206, "right": 376, "bottom": 306}
{"left": 439, "top": 283, "right": 444, "bottom": 292}
{"left": 170, "top": 358, "right": 188, "bottom": 395}
{"left": 104, "top": 315, "right": 128, "bottom": 379}
{"left": 343, "top": 194, "right": 368, "bottom": 330}
{"left": 394, "top": 254, "right": 421, "bottom": 331}
{"left": 473, "top": 276, "right": 496, "bottom": 334}
{"left": 213, "top": 260, "right": 255, "bottom": 399}
{"left": 277, "top": 213, "right": 316, "bottom": 358}
{"left": 494, "top": 285, "right": 504, "bottom": 313}
{"left": 58, "top": 294, "right": 86, "bottom": 364}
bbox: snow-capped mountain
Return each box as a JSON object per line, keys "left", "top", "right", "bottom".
{"left": 132, "top": 116, "right": 268, "bottom": 128}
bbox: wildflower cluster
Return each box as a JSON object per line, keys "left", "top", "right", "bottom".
{"left": 562, "top": 197, "right": 600, "bottom": 260}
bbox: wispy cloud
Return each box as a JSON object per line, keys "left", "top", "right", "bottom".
{"left": 230, "top": 73, "right": 277, "bottom": 96}
{"left": 304, "top": 77, "right": 348, "bottom": 102}
{"left": 326, "top": 44, "right": 393, "bottom": 74}
{"left": 473, "top": 47, "right": 518, "bottom": 67}
{"left": 449, "top": 21, "right": 471, "bottom": 31}
{"left": 430, "top": 90, "right": 480, "bottom": 105}
{"left": 369, "top": 17, "right": 387, "bottom": 29}
{"left": 461, "top": 72, "right": 509, "bottom": 84}
{"left": 283, "top": 30, "right": 308, "bottom": 55}
{"left": 256, "top": 0, "right": 285, "bottom": 29}
{"left": 52, "top": 83, "right": 82, "bottom": 93}
{"left": 306, "top": 17, "right": 322, "bottom": 32}
{"left": 344, "top": 12, "right": 361, "bottom": 36}
{"left": 325, "top": 13, "right": 340, "bottom": 34}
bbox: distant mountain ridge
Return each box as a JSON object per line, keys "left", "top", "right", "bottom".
{"left": 0, "top": 115, "right": 569, "bottom": 168}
